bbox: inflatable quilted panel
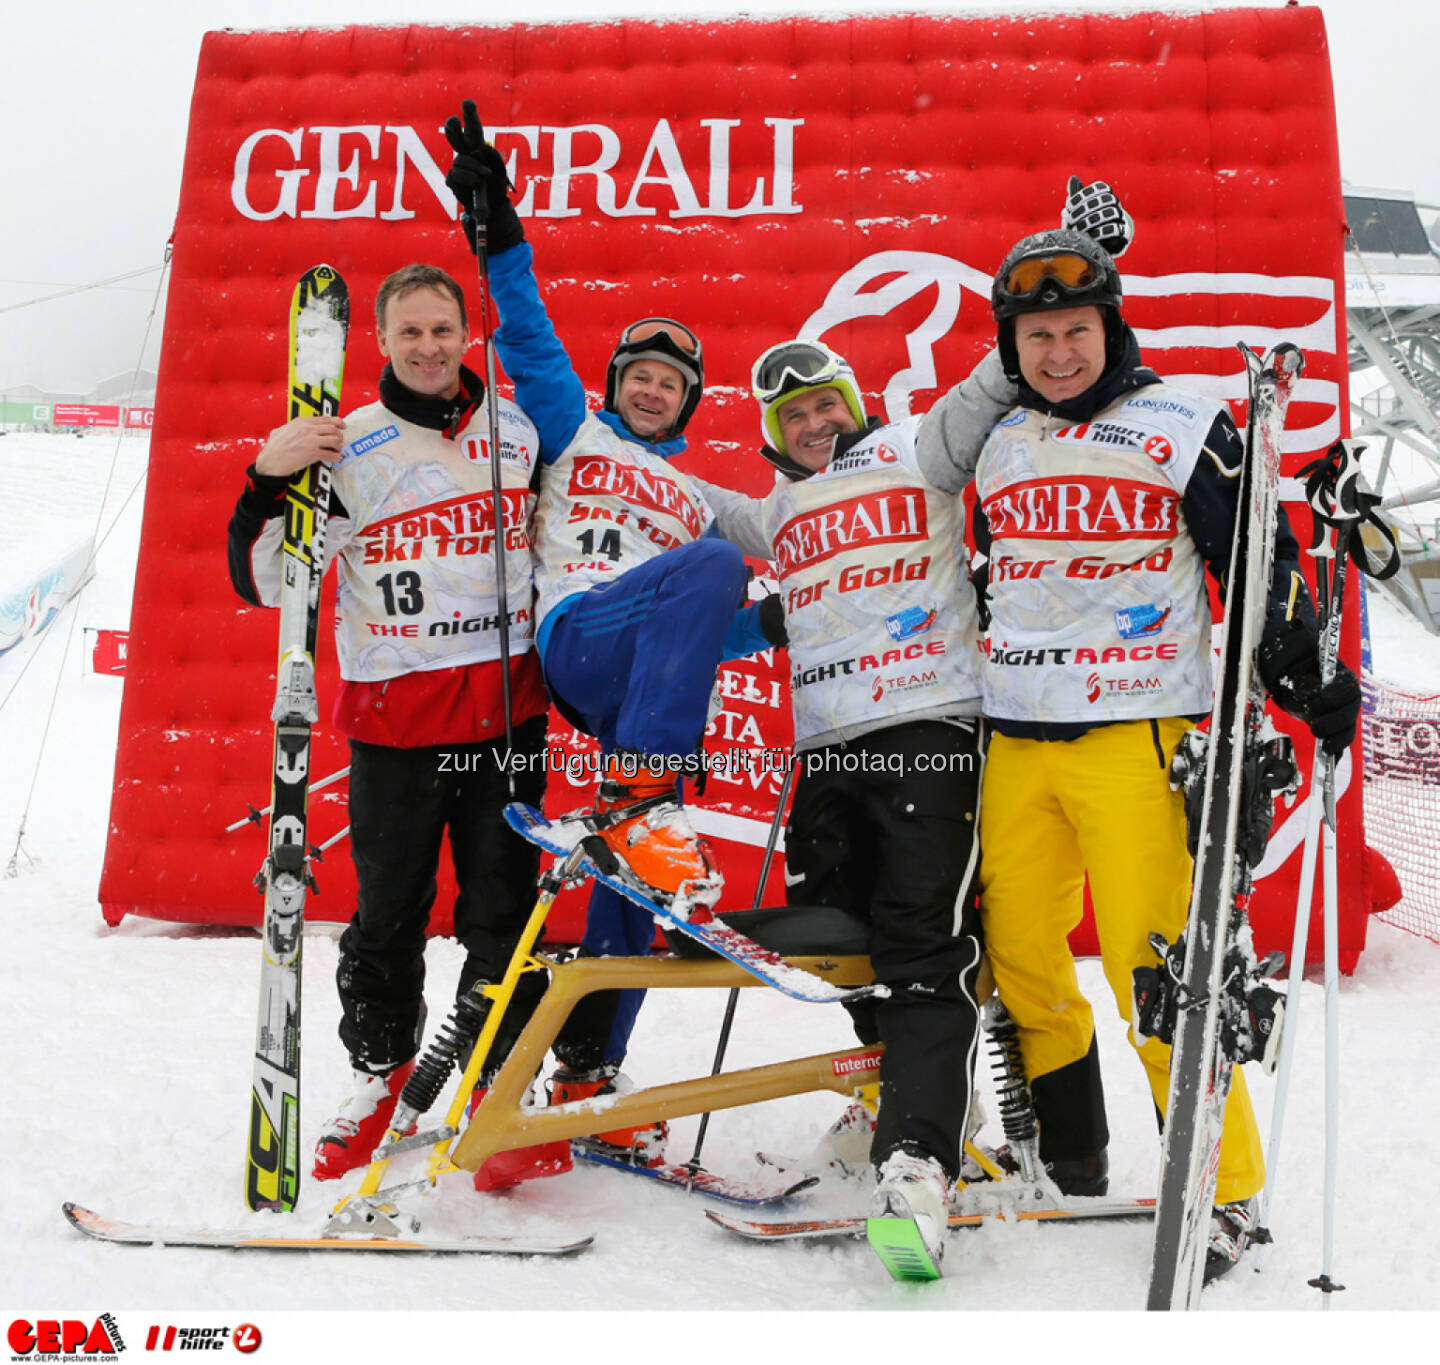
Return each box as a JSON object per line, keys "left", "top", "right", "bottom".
{"left": 100, "top": 7, "right": 1359, "bottom": 964}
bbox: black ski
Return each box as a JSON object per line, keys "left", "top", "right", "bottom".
{"left": 244, "top": 266, "right": 349, "bottom": 1212}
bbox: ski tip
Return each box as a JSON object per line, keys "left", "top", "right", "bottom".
{"left": 703, "top": 1207, "right": 756, "bottom": 1233}
{"left": 865, "top": 1215, "right": 944, "bottom": 1282}
{"left": 1272, "top": 341, "right": 1306, "bottom": 376}
{"left": 61, "top": 1202, "right": 113, "bottom": 1238}
{"left": 704, "top": 1207, "right": 857, "bottom": 1239}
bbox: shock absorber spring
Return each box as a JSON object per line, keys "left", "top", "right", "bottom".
{"left": 392, "top": 987, "right": 490, "bottom": 1132}
{"left": 984, "top": 997, "right": 1039, "bottom": 1179}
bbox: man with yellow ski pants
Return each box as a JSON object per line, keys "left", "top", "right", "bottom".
{"left": 918, "top": 225, "right": 1361, "bottom": 1281}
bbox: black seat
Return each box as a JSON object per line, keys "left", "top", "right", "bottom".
{"left": 662, "top": 903, "right": 871, "bottom": 959}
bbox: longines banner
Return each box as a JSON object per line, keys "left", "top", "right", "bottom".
{"left": 100, "top": 9, "right": 1370, "bottom": 965}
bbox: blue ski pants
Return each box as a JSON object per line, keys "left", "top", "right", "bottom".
{"left": 543, "top": 538, "right": 748, "bottom": 1069}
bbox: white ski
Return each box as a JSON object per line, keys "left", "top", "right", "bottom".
{"left": 62, "top": 1202, "right": 592, "bottom": 1258}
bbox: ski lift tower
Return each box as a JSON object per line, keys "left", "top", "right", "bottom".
{"left": 1344, "top": 185, "right": 1440, "bottom": 633}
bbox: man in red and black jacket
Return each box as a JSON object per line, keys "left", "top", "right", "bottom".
{"left": 227, "top": 263, "right": 568, "bottom": 1193}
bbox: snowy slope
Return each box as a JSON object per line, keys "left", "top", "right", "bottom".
{"left": 1, "top": 433, "right": 1436, "bottom": 1353}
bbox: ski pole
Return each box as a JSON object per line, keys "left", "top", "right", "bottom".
{"left": 461, "top": 121, "right": 516, "bottom": 799}
{"left": 683, "top": 754, "right": 797, "bottom": 1186}
{"left": 226, "top": 765, "right": 351, "bottom": 831}
{"left": 1255, "top": 443, "right": 1351, "bottom": 1262}
{"left": 1278, "top": 438, "right": 1364, "bottom": 1301}
{"left": 1252, "top": 767, "right": 1322, "bottom": 1269}
{"left": 1310, "top": 442, "right": 1362, "bottom": 1306}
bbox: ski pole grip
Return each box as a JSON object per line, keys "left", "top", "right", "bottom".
{"left": 1303, "top": 439, "right": 1365, "bottom": 528}
{"left": 1326, "top": 439, "right": 1365, "bottom": 525}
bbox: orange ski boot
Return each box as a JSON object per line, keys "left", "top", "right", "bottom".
{"left": 548, "top": 1064, "right": 668, "bottom": 1165}
{"left": 590, "top": 753, "right": 722, "bottom": 916}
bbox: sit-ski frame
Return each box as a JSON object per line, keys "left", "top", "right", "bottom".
{"left": 452, "top": 949, "right": 880, "bottom": 1174}
{"left": 337, "top": 847, "right": 882, "bottom": 1216}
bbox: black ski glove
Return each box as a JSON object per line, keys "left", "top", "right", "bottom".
{"left": 758, "top": 593, "right": 788, "bottom": 649}
{"left": 1062, "top": 175, "right": 1134, "bottom": 258}
{"left": 1257, "top": 618, "right": 1361, "bottom": 758}
{"left": 443, "top": 99, "right": 524, "bottom": 256}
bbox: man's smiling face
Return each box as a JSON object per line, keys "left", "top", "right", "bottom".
{"left": 1014, "top": 304, "right": 1107, "bottom": 405}
{"left": 377, "top": 286, "right": 468, "bottom": 400}
{"left": 775, "top": 385, "right": 862, "bottom": 472}
{"left": 615, "top": 359, "right": 686, "bottom": 441}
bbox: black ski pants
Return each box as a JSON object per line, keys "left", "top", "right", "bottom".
{"left": 337, "top": 714, "right": 546, "bottom": 1075}
{"left": 784, "top": 718, "right": 984, "bottom": 1182}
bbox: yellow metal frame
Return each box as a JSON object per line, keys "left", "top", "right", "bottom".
{"left": 452, "top": 950, "right": 879, "bottom": 1173}
{"left": 337, "top": 853, "right": 879, "bottom": 1213}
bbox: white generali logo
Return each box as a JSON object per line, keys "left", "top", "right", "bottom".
{"left": 229, "top": 119, "right": 1342, "bottom": 451}
{"left": 231, "top": 119, "right": 804, "bottom": 222}
{"left": 800, "top": 253, "right": 1343, "bottom": 453}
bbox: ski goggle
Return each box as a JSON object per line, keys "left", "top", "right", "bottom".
{"left": 619, "top": 317, "right": 702, "bottom": 360}
{"left": 752, "top": 341, "right": 844, "bottom": 403}
{"left": 1002, "top": 253, "right": 1098, "bottom": 298}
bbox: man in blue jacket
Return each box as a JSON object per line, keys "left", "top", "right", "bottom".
{"left": 444, "top": 103, "right": 778, "bottom": 1167}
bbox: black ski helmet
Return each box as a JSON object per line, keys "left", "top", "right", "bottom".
{"left": 603, "top": 317, "right": 704, "bottom": 437}
{"left": 992, "top": 229, "right": 1124, "bottom": 380}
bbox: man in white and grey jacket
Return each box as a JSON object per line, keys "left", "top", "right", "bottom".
{"left": 227, "top": 264, "right": 566, "bottom": 1193}
{"left": 698, "top": 339, "right": 993, "bottom": 1277}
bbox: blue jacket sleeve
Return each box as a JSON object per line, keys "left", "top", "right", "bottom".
{"left": 487, "top": 241, "right": 590, "bottom": 464}
{"left": 722, "top": 601, "right": 775, "bottom": 661}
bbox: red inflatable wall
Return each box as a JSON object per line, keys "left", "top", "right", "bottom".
{"left": 100, "top": 7, "right": 1366, "bottom": 965}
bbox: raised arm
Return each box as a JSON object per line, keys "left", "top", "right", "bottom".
{"left": 445, "top": 100, "right": 589, "bottom": 464}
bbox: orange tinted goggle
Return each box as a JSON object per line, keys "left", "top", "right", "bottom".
{"left": 620, "top": 317, "right": 701, "bottom": 358}
{"left": 1004, "top": 253, "right": 1097, "bottom": 296}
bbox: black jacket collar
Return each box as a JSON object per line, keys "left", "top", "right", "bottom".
{"left": 378, "top": 363, "right": 484, "bottom": 438}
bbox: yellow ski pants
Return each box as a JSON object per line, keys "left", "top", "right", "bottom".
{"left": 980, "top": 718, "right": 1264, "bottom": 1204}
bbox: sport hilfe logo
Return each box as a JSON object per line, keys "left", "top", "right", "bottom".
{"left": 142, "top": 1323, "right": 261, "bottom": 1353}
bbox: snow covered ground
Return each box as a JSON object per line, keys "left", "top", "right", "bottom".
{"left": 1, "top": 432, "right": 1435, "bottom": 1357}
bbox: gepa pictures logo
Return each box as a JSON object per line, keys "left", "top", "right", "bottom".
{"left": 7, "top": 1316, "right": 124, "bottom": 1359}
